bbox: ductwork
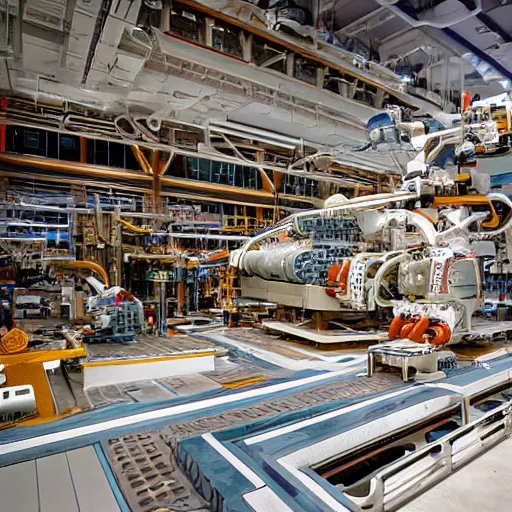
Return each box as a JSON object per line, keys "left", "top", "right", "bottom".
{"left": 375, "top": 0, "right": 482, "bottom": 30}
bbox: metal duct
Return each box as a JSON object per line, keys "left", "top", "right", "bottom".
{"left": 375, "top": 0, "right": 482, "bottom": 30}
{"left": 242, "top": 246, "right": 314, "bottom": 283}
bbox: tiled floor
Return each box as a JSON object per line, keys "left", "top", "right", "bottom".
{"left": 0, "top": 446, "right": 120, "bottom": 512}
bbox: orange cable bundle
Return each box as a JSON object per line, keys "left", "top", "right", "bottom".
{"left": 0, "top": 328, "right": 29, "bottom": 355}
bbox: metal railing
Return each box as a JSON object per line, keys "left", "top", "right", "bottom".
{"left": 343, "top": 400, "right": 512, "bottom": 511}
{"left": 222, "top": 216, "right": 272, "bottom": 233}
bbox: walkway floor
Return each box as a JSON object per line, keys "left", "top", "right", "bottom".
{"left": 0, "top": 446, "right": 120, "bottom": 512}
{"left": 401, "top": 436, "right": 512, "bottom": 512}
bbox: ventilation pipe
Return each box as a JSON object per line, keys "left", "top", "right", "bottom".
{"left": 375, "top": 0, "right": 482, "bottom": 29}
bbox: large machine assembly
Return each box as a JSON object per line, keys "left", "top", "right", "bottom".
{"left": 1, "top": 0, "right": 512, "bottom": 510}
{"left": 232, "top": 130, "right": 512, "bottom": 346}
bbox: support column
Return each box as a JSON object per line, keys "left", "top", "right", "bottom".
{"left": 286, "top": 53, "right": 295, "bottom": 77}
{"left": 160, "top": 0, "right": 171, "bottom": 32}
{"left": 157, "top": 281, "right": 167, "bottom": 336}
{"left": 79, "top": 137, "right": 87, "bottom": 163}
{"left": 112, "top": 206, "right": 122, "bottom": 286}
{"left": 462, "top": 396, "right": 471, "bottom": 425}
{"left": 177, "top": 281, "right": 186, "bottom": 317}
{"left": 152, "top": 150, "right": 162, "bottom": 213}
{"left": 0, "top": 126, "right": 5, "bottom": 152}
{"left": 0, "top": 97, "right": 6, "bottom": 152}
{"left": 316, "top": 67, "right": 325, "bottom": 89}
{"left": 242, "top": 33, "right": 253, "bottom": 63}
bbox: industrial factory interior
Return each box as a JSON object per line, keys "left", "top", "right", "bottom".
{"left": 1, "top": 0, "right": 512, "bottom": 510}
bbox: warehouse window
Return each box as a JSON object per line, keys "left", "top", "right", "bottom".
{"left": 212, "top": 22, "right": 243, "bottom": 58}
{"left": 170, "top": 8, "right": 205, "bottom": 44}
{"left": 85, "top": 139, "right": 139, "bottom": 170}
{"left": 294, "top": 57, "right": 317, "bottom": 85}
{"left": 24, "top": 131, "right": 40, "bottom": 149}
{"left": 108, "top": 142, "right": 126, "bottom": 168}
{"left": 59, "top": 135, "right": 80, "bottom": 162}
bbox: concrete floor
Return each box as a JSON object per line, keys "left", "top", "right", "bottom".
{"left": 400, "top": 436, "right": 512, "bottom": 511}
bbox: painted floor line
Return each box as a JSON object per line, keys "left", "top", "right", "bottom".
{"left": 244, "top": 386, "right": 412, "bottom": 445}
{"left": 203, "top": 332, "right": 364, "bottom": 372}
{"left": 203, "top": 433, "right": 265, "bottom": 487}
{"left": 0, "top": 365, "right": 358, "bottom": 457}
{"left": 203, "top": 433, "right": 294, "bottom": 511}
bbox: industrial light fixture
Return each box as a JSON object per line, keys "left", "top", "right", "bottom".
{"left": 475, "top": 26, "right": 491, "bottom": 34}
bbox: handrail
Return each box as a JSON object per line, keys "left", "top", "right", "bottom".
{"left": 362, "top": 399, "right": 512, "bottom": 510}
{"left": 0, "top": 153, "right": 153, "bottom": 182}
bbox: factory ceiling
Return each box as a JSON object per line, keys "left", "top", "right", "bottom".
{"left": 0, "top": 0, "right": 510, "bottom": 149}
{"left": 319, "top": 0, "right": 512, "bottom": 85}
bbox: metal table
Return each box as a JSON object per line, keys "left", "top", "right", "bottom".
{"left": 368, "top": 339, "right": 438, "bottom": 381}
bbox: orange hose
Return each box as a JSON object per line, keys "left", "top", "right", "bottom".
{"left": 428, "top": 325, "right": 446, "bottom": 346}
{"left": 327, "top": 263, "right": 341, "bottom": 287}
{"left": 400, "top": 322, "right": 415, "bottom": 339}
{"left": 388, "top": 315, "right": 408, "bottom": 339}
{"left": 430, "top": 322, "right": 451, "bottom": 346}
{"left": 207, "top": 249, "right": 230, "bottom": 262}
{"left": 463, "top": 92, "right": 471, "bottom": 112}
{"left": 412, "top": 209, "right": 436, "bottom": 224}
{"left": 115, "top": 217, "right": 151, "bottom": 234}
{"left": 408, "top": 316, "right": 430, "bottom": 343}
{"left": 339, "top": 260, "right": 350, "bottom": 295}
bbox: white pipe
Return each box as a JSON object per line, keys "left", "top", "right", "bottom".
{"left": 151, "top": 232, "right": 250, "bottom": 241}
{"left": 1, "top": 223, "right": 69, "bottom": 229}
{"left": 0, "top": 237, "right": 47, "bottom": 242}
{"left": 376, "top": 0, "right": 482, "bottom": 29}
{"left": 239, "top": 188, "right": 422, "bottom": 273}
{"left": 240, "top": 191, "right": 419, "bottom": 272}
{"left": 237, "top": 223, "right": 292, "bottom": 271}
{"left": 209, "top": 126, "right": 298, "bottom": 150}
{"left": 124, "top": 253, "right": 179, "bottom": 261}
{"left": 293, "top": 190, "right": 419, "bottom": 219}
{"left": 373, "top": 252, "right": 411, "bottom": 308}
{"left": 19, "top": 201, "right": 70, "bottom": 212}
{"left": 211, "top": 120, "right": 303, "bottom": 146}
{"left": 406, "top": 211, "right": 437, "bottom": 245}
{"left": 436, "top": 211, "right": 488, "bottom": 242}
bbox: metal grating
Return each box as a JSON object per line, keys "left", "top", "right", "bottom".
{"left": 105, "top": 432, "right": 209, "bottom": 512}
